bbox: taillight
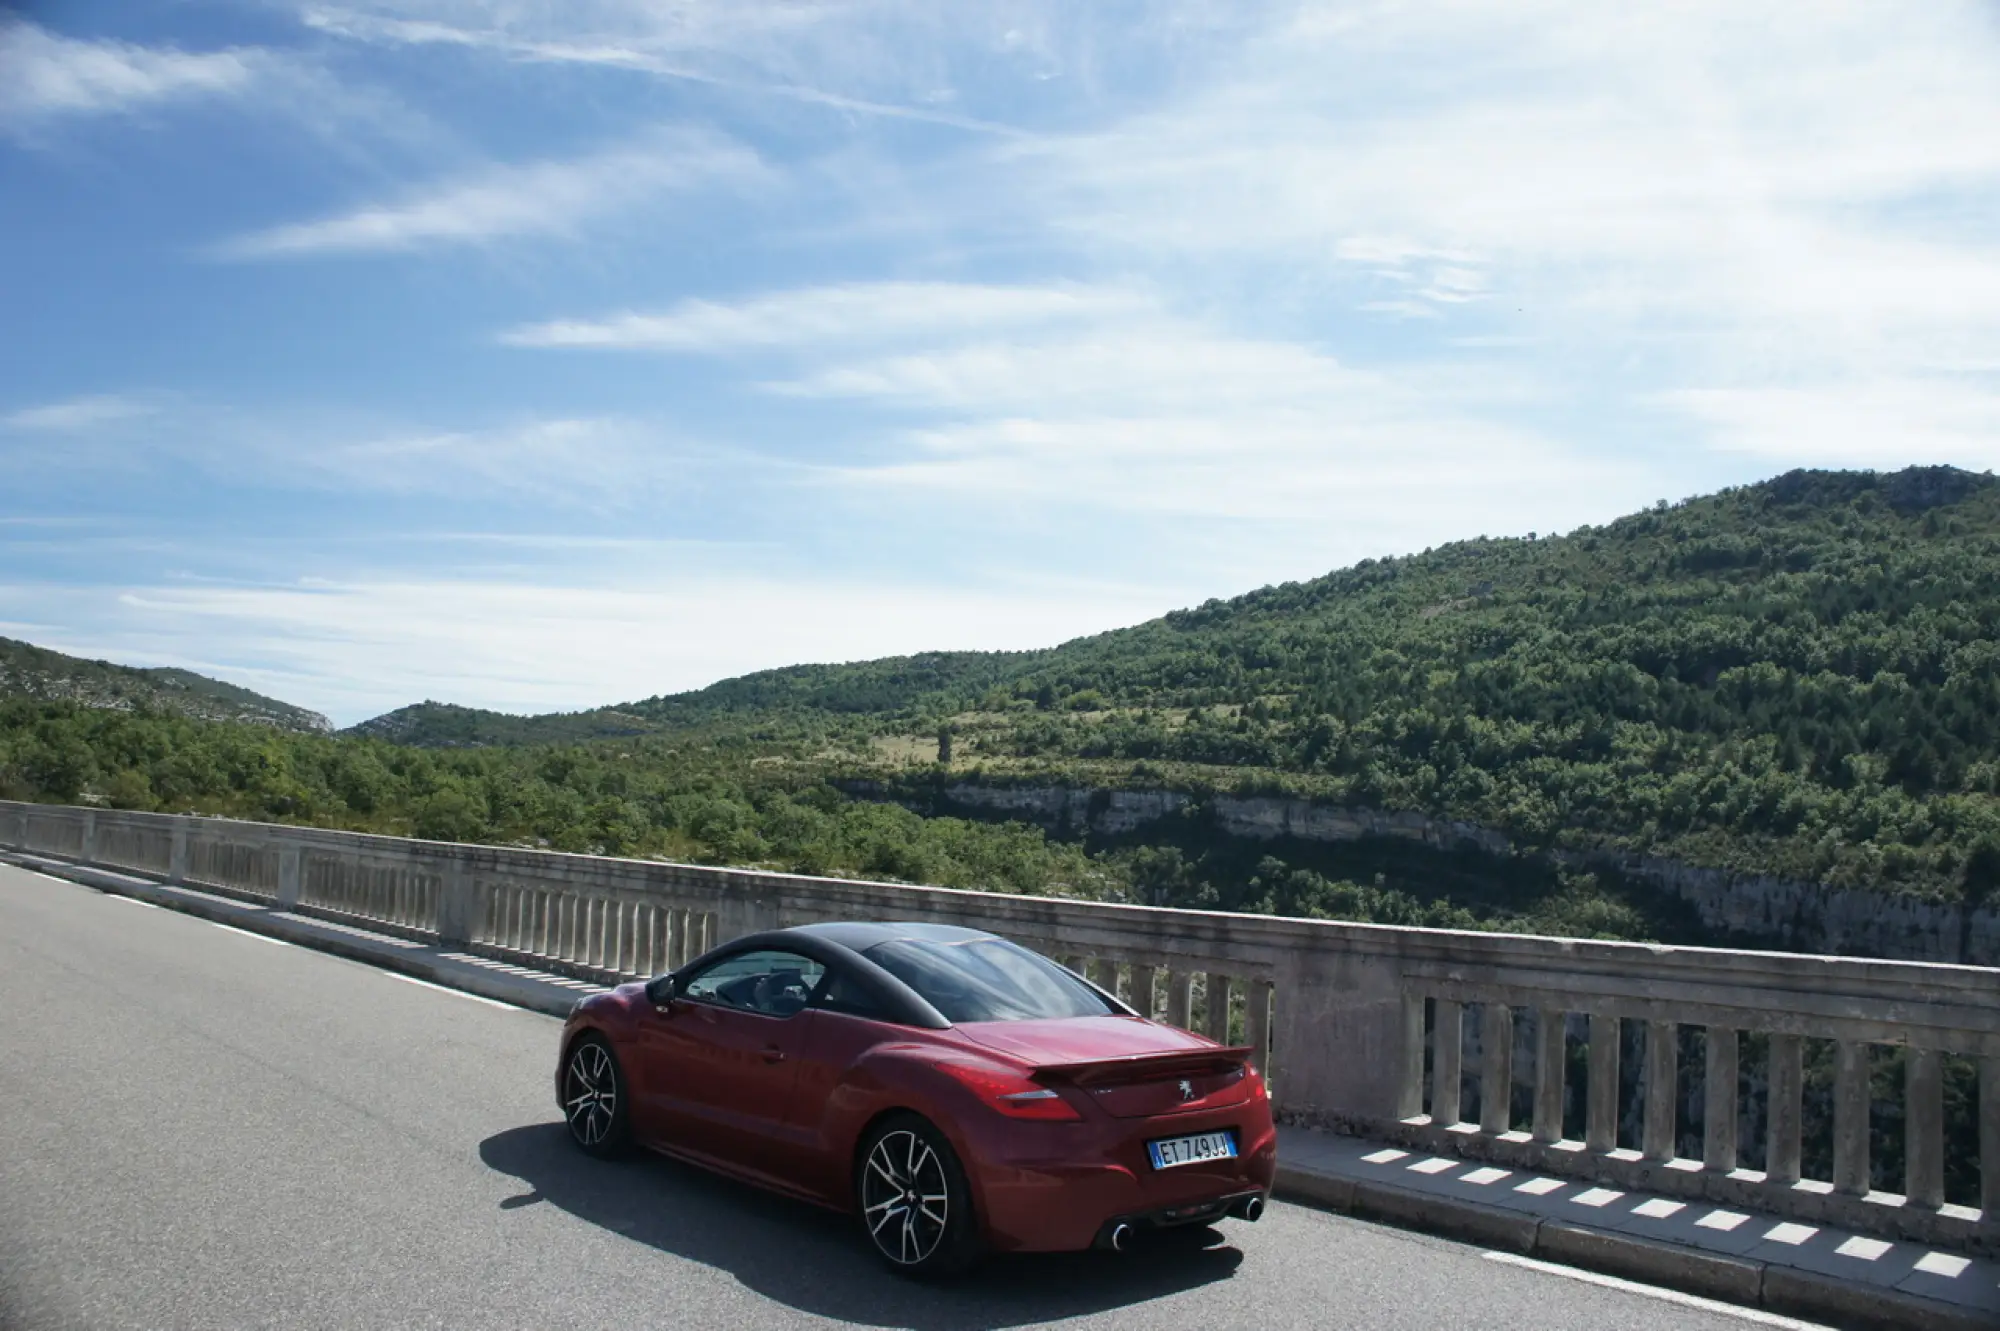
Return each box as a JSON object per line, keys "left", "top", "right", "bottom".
{"left": 937, "top": 1061, "right": 1082, "bottom": 1121}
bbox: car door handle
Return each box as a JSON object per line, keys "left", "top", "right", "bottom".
{"left": 761, "top": 1045, "right": 786, "bottom": 1064}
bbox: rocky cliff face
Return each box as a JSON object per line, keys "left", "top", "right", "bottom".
{"left": 933, "top": 782, "right": 2000, "bottom": 965}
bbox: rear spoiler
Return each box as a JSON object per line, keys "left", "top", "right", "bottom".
{"left": 1030, "top": 1045, "right": 1256, "bottom": 1088}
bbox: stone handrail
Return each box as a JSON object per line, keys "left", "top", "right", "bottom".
{"left": 4, "top": 799, "right": 1995, "bottom": 1252}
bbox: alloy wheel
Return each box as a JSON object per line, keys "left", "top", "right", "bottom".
{"left": 860, "top": 1129, "right": 950, "bottom": 1266}
{"left": 563, "top": 1041, "right": 618, "bottom": 1147}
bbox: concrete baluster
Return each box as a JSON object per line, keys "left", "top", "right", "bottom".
{"left": 1704, "top": 1025, "right": 1739, "bottom": 1172}
{"left": 1533, "top": 1007, "right": 1565, "bottom": 1142}
{"left": 1643, "top": 1020, "right": 1677, "bottom": 1161}
{"left": 277, "top": 846, "right": 302, "bottom": 911}
{"left": 1832, "top": 1039, "right": 1870, "bottom": 1197}
{"left": 1129, "top": 964, "right": 1157, "bottom": 1019}
{"left": 1905, "top": 1047, "right": 1944, "bottom": 1209}
{"left": 1767, "top": 1034, "right": 1804, "bottom": 1187}
{"left": 1246, "top": 978, "right": 1274, "bottom": 1090}
{"left": 1089, "top": 958, "right": 1119, "bottom": 996}
{"left": 1482, "top": 1002, "right": 1514, "bottom": 1135}
{"left": 1396, "top": 994, "right": 1426, "bottom": 1121}
{"left": 1585, "top": 1013, "right": 1619, "bottom": 1153}
{"left": 1433, "top": 999, "right": 1463, "bottom": 1128}
{"left": 1981, "top": 1056, "right": 1999, "bottom": 1233}
{"left": 1206, "top": 972, "right": 1234, "bottom": 1044}
{"left": 1164, "top": 970, "right": 1193, "bottom": 1031}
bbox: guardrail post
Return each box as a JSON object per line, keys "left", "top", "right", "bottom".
{"left": 1832, "top": 1039, "right": 1870, "bottom": 1196}
{"left": 1642, "top": 1020, "right": 1677, "bottom": 1161}
{"left": 1397, "top": 994, "right": 1426, "bottom": 1121}
{"left": 168, "top": 819, "right": 189, "bottom": 883}
{"left": 1905, "top": 1047, "right": 1944, "bottom": 1209}
{"left": 1586, "top": 1014, "right": 1619, "bottom": 1153}
{"left": 1768, "top": 1034, "right": 1804, "bottom": 1187}
{"left": 1432, "top": 999, "right": 1463, "bottom": 1127}
{"left": 277, "top": 845, "right": 302, "bottom": 910}
{"left": 1704, "top": 1026, "right": 1739, "bottom": 1172}
{"left": 81, "top": 810, "right": 97, "bottom": 865}
{"left": 1981, "top": 1056, "right": 1999, "bottom": 1234}
{"left": 1533, "top": 1007, "right": 1565, "bottom": 1142}
{"left": 1482, "top": 1002, "right": 1514, "bottom": 1134}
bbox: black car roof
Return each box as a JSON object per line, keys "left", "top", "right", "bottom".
{"left": 784, "top": 920, "right": 998, "bottom": 950}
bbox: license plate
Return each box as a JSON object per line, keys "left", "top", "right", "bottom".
{"left": 1147, "top": 1130, "right": 1237, "bottom": 1170}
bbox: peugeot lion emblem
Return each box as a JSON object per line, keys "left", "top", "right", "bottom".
{"left": 1177, "top": 1078, "right": 1196, "bottom": 1102}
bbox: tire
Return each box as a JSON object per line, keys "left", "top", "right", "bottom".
{"left": 560, "top": 1035, "right": 631, "bottom": 1158}
{"left": 856, "top": 1113, "right": 983, "bottom": 1278}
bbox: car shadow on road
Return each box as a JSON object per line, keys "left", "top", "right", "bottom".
{"left": 480, "top": 1122, "right": 1244, "bottom": 1330}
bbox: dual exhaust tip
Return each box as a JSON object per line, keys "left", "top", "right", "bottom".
{"left": 1103, "top": 1194, "right": 1265, "bottom": 1253}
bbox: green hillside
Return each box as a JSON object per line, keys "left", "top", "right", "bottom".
{"left": 0, "top": 637, "right": 329, "bottom": 734}
{"left": 6, "top": 465, "right": 1998, "bottom": 950}
{"left": 352, "top": 464, "right": 2000, "bottom": 905}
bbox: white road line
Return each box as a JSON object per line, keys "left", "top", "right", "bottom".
{"left": 1481, "top": 1252, "right": 1833, "bottom": 1329}
{"left": 103, "top": 893, "right": 161, "bottom": 909}
{"left": 208, "top": 922, "right": 293, "bottom": 947}
{"left": 381, "top": 971, "right": 519, "bottom": 1011}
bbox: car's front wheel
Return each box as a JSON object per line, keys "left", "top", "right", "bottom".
{"left": 561, "top": 1035, "right": 630, "bottom": 1157}
{"left": 856, "top": 1113, "right": 982, "bottom": 1278}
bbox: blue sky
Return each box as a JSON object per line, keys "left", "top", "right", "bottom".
{"left": 4, "top": 2, "right": 1999, "bottom": 726}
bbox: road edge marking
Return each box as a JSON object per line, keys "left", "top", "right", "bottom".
{"left": 1481, "top": 1251, "right": 1831, "bottom": 1329}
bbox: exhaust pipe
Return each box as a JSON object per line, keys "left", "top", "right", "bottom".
{"left": 1106, "top": 1222, "right": 1135, "bottom": 1253}
{"left": 1232, "top": 1194, "right": 1266, "bottom": 1222}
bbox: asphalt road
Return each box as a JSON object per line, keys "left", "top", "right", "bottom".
{"left": 0, "top": 862, "right": 1819, "bottom": 1331}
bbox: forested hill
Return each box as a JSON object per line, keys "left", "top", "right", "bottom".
{"left": 6, "top": 464, "right": 1997, "bottom": 950}
{"left": 0, "top": 638, "right": 329, "bottom": 734}
{"left": 333, "top": 464, "right": 2000, "bottom": 905}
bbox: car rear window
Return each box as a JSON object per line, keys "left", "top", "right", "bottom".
{"left": 863, "top": 937, "right": 1114, "bottom": 1023}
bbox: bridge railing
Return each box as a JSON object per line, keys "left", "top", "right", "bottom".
{"left": 3, "top": 799, "right": 1994, "bottom": 1252}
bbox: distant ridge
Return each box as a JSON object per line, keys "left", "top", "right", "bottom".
{"left": 0, "top": 637, "right": 330, "bottom": 733}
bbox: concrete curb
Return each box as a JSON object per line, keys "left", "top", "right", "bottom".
{"left": 3, "top": 853, "right": 583, "bottom": 1019}
{"left": 12, "top": 852, "right": 1988, "bottom": 1331}
{"left": 1275, "top": 1164, "right": 1989, "bottom": 1331}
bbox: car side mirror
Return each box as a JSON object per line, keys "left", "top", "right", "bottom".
{"left": 645, "top": 974, "right": 678, "bottom": 1006}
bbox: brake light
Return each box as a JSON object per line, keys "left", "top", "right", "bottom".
{"left": 937, "top": 1061, "right": 1082, "bottom": 1121}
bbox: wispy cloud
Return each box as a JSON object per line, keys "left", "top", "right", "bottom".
{"left": 21, "top": 568, "right": 1168, "bottom": 724}
{"left": 300, "top": 2, "right": 1032, "bottom": 136}
{"left": 2, "top": 395, "right": 154, "bottom": 431}
{"left": 502, "top": 281, "right": 1143, "bottom": 351}
{"left": 0, "top": 20, "right": 260, "bottom": 125}
{"left": 215, "top": 127, "right": 764, "bottom": 258}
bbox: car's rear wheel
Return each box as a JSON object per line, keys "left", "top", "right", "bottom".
{"left": 857, "top": 1114, "right": 981, "bottom": 1278}
{"left": 561, "top": 1035, "right": 630, "bottom": 1157}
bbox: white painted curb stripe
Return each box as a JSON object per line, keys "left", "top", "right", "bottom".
{"left": 382, "top": 970, "right": 520, "bottom": 1010}
{"left": 1482, "top": 1252, "right": 1833, "bottom": 1329}
{"left": 207, "top": 922, "right": 292, "bottom": 947}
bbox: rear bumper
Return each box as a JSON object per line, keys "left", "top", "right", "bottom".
{"left": 967, "top": 1112, "right": 1279, "bottom": 1253}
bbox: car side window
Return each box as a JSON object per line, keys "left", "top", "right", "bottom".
{"left": 680, "top": 949, "right": 825, "bottom": 1018}
{"left": 813, "top": 965, "right": 894, "bottom": 1022}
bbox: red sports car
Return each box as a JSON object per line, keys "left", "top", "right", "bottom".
{"left": 555, "top": 921, "right": 1277, "bottom": 1276}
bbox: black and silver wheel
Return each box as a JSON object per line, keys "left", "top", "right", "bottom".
{"left": 561, "top": 1035, "right": 630, "bottom": 1157}
{"left": 856, "top": 1114, "right": 980, "bottom": 1278}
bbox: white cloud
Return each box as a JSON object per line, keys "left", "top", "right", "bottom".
{"left": 216, "top": 128, "right": 764, "bottom": 258}
{"left": 503, "top": 281, "right": 1143, "bottom": 352}
{"left": 996, "top": 1, "right": 2000, "bottom": 468}
{"left": 2, "top": 395, "right": 153, "bottom": 431}
{"left": 298, "top": 416, "right": 736, "bottom": 503}
{"left": 1668, "top": 381, "right": 2000, "bottom": 471}
{"left": 299, "top": 1, "right": 1038, "bottom": 136}
{"left": 0, "top": 20, "right": 259, "bottom": 124}
{"left": 65, "top": 570, "right": 1172, "bottom": 724}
